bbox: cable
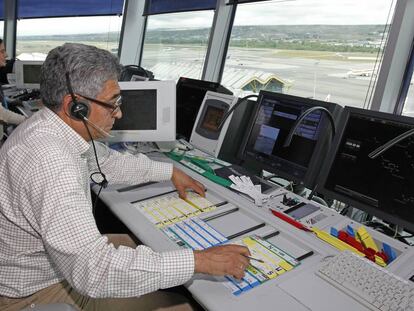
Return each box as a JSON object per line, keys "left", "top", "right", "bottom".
{"left": 283, "top": 181, "right": 294, "bottom": 192}
{"left": 363, "top": 221, "right": 413, "bottom": 245}
{"left": 309, "top": 195, "right": 329, "bottom": 207}
{"left": 82, "top": 120, "right": 108, "bottom": 215}
{"left": 393, "top": 225, "right": 399, "bottom": 239}
{"left": 283, "top": 106, "right": 336, "bottom": 148}
{"left": 218, "top": 94, "right": 258, "bottom": 131}
{"left": 351, "top": 209, "right": 369, "bottom": 223}
{"left": 368, "top": 128, "right": 414, "bottom": 159}
{"left": 398, "top": 234, "right": 414, "bottom": 239}
{"left": 282, "top": 106, "right": 336, "bottom": 201}
{"left": 93, "top": 184, "right": 104, "bottom": 216}
{"left": 307, "top": 185, "right": 318, "bottom": 201}
{"left": 340, "top": 205, "right": 349, "bottom": 216}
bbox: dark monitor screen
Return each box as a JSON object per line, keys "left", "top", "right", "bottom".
{"left": 240, "top": 91, "right": 341, "bottom": 187}
{"left": 176, "top": 77, "right": 232, "bottom": 140}
{"left": 200, "top": 105, "right": 225, "bottom": 133}
{"left": 23, "top": 64, "right": 42, "bottom": 84}
{"left": 113, "top": 89, "right": 157, "bottom": 130}
{"left": 318, "top": 107, "right": 414, "bottom": 232}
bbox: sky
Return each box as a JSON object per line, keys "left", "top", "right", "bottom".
{"left": 16, "top": 15, "right": 123, "bottom": 36}
{"left": 149, "top": 0, "right": 395, "bottom": 29}
{"left": 14, "top": 0, "right": 395, "bottom": 36}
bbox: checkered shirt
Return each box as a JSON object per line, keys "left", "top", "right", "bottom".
{"left": 0, "top": 108, "right": 194, "bottom": 298}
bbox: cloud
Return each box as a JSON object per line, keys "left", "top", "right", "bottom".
{"left": 14, "top": 0, "right": 395, "bottom": 35}
{"left": 16, "top": 16, "right": 123, "bottom": 36}
{"left": 233, "top": 0, "right": 394, "bottom": 25}
{"left": 148, "top": 11, "right": 214, "bottom": 29}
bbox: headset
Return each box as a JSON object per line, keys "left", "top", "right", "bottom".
{"left": 65, "top": 71, "right": 114, "bottom": 138}
{"left": 65, "top": 72, "right": 91, "bottom": 121}
{"left": 63, "top": 59, "right": 108, "bottom": 196}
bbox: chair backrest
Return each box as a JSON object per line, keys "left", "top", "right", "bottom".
{"left": 119, "top": 65, "right": 154, "bottom": 81}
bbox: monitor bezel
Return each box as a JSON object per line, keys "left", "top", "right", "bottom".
{"left": 317, "top": 106, "right": 414, "bottom": 232}
{"left": 176, "top": 77, "right": 232, "bottom": 140}
{"left": 105, "top": 80, "right": 176, "bottom": 142}
{"left": 176, "top": 77, "right": 232, "bottom": 95}
{"left": 15, "top": 60, "right": 44, "bottom": 89}
{"left": 238, "top": 90, "right": 341, "bottom": 188}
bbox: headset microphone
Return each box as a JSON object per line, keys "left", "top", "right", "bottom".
{"left": 82, "top": 116, "right": 114, "bottom": 138}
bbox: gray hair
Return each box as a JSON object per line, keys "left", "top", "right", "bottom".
{"left": 40, "top": 43, "right": 121, "bottom": 110}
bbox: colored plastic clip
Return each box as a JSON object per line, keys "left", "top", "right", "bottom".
{"left": 312, "top": 227, "right": 365, "bottom": 256}
{"left": 330, "top": 227, "right": 339, "bottom": 238}
{"left": 356, "top": 226, "right": 379, "bottom": 252}
{"left": 270, "top": 209, "right": 311, "bottom": 231}
{"left": 382, "top": 243, "right": 397, "bottom": 263}
{"left": 346, "top": 225, "right": 355, "bottom": 237}
{"left": 337, "top": 231, "right": 365, "bottom": 252}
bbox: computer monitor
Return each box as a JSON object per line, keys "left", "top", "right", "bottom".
{"left": 318, "top": 107, "right": 414, "bottom": 232}
{"left": 239, "top": 91, "right": 342, "bottom": 188}
{"left": 105, "top": 80, "right": 176, "bottom": 142}
{"left": 218, "top": 96, "right": 258, "bottom": 164}
{"left": 190, "top": 91, "right": 237, "bottom": 156}
{"left": 15, "top": 60, "right": 43, "bottom": 89}
{"left": 176, "top": 77, "right": 232, "bottom": 141}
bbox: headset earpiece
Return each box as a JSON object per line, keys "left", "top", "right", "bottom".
{"left": 69, "top": 100, "right": 90, "bottom": 121}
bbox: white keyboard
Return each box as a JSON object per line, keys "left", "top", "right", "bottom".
{"left": 316, "top": 251, "right": 414, "bottom": 311}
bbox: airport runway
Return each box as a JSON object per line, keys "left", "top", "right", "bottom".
{"left": 143, "top": 45, "right": 380, "bottom": 110}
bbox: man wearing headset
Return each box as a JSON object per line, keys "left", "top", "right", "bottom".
{"left": 0, "top": 43, "right": 250, "bottom": 311}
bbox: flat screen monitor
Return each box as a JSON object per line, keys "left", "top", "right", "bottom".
{"left": 15, "top": 60, "right": 43, "bottom": 89}
{"left": 239, "top": 91, "right": 342, "bottom": 188}
{"left": 105, "top": 80, "right": 176, "bottom": 142}
{"left": 176, "top": 77, "right": 232, "bottom": 140}
{"left": 318, "top": 107, "right": 414, "bottom": 232}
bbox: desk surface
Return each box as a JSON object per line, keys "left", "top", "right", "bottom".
{"left": 95, "top": 153, "right": 414, "bottom": 311}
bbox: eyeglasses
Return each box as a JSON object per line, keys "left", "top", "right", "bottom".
{"left": 77, "top": 93, "right": 122, "bottom": 114}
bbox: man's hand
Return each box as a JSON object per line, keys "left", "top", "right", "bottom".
{"left": 194, "top": 245, "right": 251, "bottom": 280}
{"left": 171, "top": 167, "right": 205, "bottom": 199}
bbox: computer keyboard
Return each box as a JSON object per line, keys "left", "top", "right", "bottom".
{"left": 316, "top": 251, "right": 414, "bottom": 311}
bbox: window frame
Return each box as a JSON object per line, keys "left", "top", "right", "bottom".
{"left": 394, "top": 39, "right": 414, "bottom": 115}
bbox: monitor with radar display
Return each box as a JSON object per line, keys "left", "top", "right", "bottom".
{"left": 190, "top": 91, "right": 237, "bottom": 157}
{"left": 176, "top": 77, "right": 232, "bottom": 141}
{"left": 15, "top": 60, "right": 44, "bottom": 89}
{"left": 105, "top": 80, "right": 176, "bottom": 142}
{"left": 239, "top": 91, "right": 342, "bottom": 188}
{"left": 318, "top": 107, "right": 414, "bottom": 232}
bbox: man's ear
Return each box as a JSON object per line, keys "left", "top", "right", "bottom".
{"left": 59, "top": 94, "right": 76, "bottom": 118}
{"left": 54, "top": 94, "right": 78, "bottom": 121}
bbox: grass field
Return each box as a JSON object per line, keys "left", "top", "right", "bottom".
{"left": 16, "top": 40, "right": 119, "bottom": 56}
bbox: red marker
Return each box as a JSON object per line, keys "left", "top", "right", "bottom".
{"left": 270, "top": 209, "right": 311, "bottom": 231}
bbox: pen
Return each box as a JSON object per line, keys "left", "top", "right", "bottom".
{"left": 269, "top": 209, "right": 311, "bottom": 231}
{"left": 243, "top": 255, "right": 264, "bottom": 263}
